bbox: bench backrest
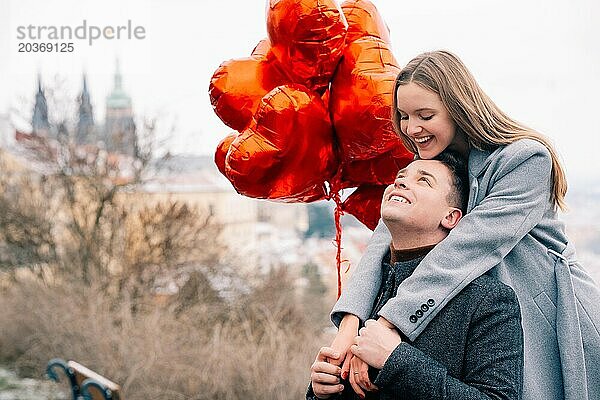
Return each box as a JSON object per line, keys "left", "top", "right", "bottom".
{"left": 68, "top": 360, "right": 122, "bottom": 400}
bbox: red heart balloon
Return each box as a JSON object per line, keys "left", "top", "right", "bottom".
{"left": 214, "top": 132, "right": 238, "bottom": 177}
{"left": 340, "top": 146, "right": 414, "bottom": 187}
{"left": 341, "top": 0, "right": 391, "bottom": 45}
{"left": 343, "top": 185, "right": 387, "bottom": 230}
{"left": 330, "top": 36, "right": 403, "bottom": 162}
{"left": 225, "top": 84, "right": 338, "bottom": 202}
{"left": 250, "top": 38, "right": 272, "bottom": 58}
{"left": 209, "top": 40, "right": 289, "bottom": 132}
{"left": 267, "top": 0, "right": 348, "bottom": 93}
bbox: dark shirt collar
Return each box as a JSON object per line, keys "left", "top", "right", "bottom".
{"left": 389, "top": 243, "right": 436, "bottom": 263}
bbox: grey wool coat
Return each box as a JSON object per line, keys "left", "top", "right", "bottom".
{"left": 332, "top": 139, "right": 600, "bottom": 400}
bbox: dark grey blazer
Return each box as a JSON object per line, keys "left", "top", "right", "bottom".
{"left": 308, "top": 254, "right": 523, "bottom": 400}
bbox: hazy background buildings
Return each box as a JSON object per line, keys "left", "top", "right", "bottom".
{"left": 1, "top": 0, "right": 599, "bottom": 178}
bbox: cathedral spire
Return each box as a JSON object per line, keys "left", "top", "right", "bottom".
{"left": 106, "top": 58, "right": 131, "bottom": 110}
{"left": 32, "top": 74, "right": 50, "bottom": 135}
{"left": 114, "top": 57, "right": 123, "bottom": 91}
{"left": 77, "top": 73, "right": 95, "bottom": 143}
{"left": 105, "top": 58, "right": 136, "bottom": 156}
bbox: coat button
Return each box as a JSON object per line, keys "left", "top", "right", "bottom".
{"left": 427, "top": 299, "right": 435, "bottom": 307}
{"left": 421, "top": 304, "right": 429, "bottom": 312}
{"left": 415, "top": 310, "right": 423, "bottom": 318}
{"left": 409, "top": 315, "right": 418, "bottom": 323}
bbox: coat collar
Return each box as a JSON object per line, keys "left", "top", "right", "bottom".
{"left": 468, "top": 145, "right": 502, "bottom": 177}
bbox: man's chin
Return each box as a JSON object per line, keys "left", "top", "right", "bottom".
{"left": 381, "top": 213, "right": 406, "bottom": 226}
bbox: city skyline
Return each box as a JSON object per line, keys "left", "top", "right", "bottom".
{"left": 1, "top": 0, "right": 599, "bottom": 181}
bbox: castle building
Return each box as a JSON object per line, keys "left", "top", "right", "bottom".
{"left": 28, "top": 61, "right": 136, "bottom": 157}
{"left": 104, "top": 59, "right": 136, "bottom": 156}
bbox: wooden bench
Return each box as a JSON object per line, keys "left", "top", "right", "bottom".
{"left": 47, "top": 358, "right": 122, "bottom": 400}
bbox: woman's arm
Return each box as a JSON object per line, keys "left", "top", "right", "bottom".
{"left": 328, "top": 221, "right": 391, "bottom": 386}
{"left": 330, "top": 220, "right": 391, "bottom": 327}
{"left": 378, "top": 140, "right": 552, "bottom": 340}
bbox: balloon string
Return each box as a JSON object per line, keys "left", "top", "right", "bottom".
{"left": 331, "top": 190, "right": 344, "bottom": 299}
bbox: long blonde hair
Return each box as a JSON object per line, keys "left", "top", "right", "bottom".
{"left": 392, "top": 50, "right": 567, "bottom": 210}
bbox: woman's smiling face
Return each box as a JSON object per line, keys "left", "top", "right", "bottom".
{"left": 396, "top": 82, "right": 467, "bottom": 159}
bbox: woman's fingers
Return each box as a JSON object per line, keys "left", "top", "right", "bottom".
{"left": 349, "top": 356, "right": 367, "bottom": 399}
{"left": 355, "top": 356, "right": 374, "bottom": 392}
{"left": 340, "top": 351, "right": 352, "bottom": 380}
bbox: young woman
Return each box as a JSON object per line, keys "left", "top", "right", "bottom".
{"left": 330, "top": 50, "right": 600, "bottom": 400}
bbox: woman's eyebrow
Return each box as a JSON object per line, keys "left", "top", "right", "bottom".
{"left": 396, "top": 107, "right": 436, "bottom": 113}
{"left": 396, "top": 168, "right": 407, "bottom": 178}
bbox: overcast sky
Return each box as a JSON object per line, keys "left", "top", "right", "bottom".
{"left": 1, "top": 0, "right": 599, "bottom": 182}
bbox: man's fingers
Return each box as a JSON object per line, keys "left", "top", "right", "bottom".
{"left": 313, "top": 383, "right": 345, "bottom": 396}
{"left": 364, "top": 319, "right": 376, "bottom": 327}
{"left": 311, "top": 361, "right": 342, "bottom": 377}
{"left": 311, "top": 372, "right": 341, "bottom": 385}
{"left": 350, "top": 344, "right": 360, "bottom": 357}
{"left": 317, "top": 346, "right": 341, "bottom": 362}
{"left": 311, "top": 351, "right": 344, "bottom": 399}
{"left": 377, "top": 316, "right": 395, "bottom": 329}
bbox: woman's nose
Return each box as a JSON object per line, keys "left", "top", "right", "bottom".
{"left": 405, "top": 118, "right": 422, "bottom": 135}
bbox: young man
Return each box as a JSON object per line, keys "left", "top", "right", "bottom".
{"left": 308, "top": 151, "right": 523, "bottom": 399}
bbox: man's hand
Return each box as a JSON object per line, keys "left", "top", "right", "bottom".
{"left": 351, "top": 319, "right": 402, "bottom": 370}
{"left": 376, "top": 316, "right": 395, "bottom": 329}
{"left": 310, "top": 347, "right": 345, "bottom": 399}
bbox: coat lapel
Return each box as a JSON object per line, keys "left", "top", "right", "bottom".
{"left": 466, "top": 146, "right": 502, "bottom": 212}
{"left": 468, "top": 146, "right": 499, "bottom": 178}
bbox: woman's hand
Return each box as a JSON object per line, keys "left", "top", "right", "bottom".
{"left": 310, "top": 347, "right": 345, "bottom": 399}
{"left": 351, "top": 319, "right": 402, "bottom": 370}
{"left": 348, "top": 353, "right": 378, "bottom": 399}
{"left": 330, "top": 314, "right": 360, "bottom": 371}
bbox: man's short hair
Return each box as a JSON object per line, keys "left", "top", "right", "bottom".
{"left": 433, "top": 150, "right": 469, "bottom": 213}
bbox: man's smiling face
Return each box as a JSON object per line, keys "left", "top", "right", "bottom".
{"left": 381, "top": 159, "right": 458, "bottom": 233}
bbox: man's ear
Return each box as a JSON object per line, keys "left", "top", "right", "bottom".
{"left": 441, "top": 208, "right": 462, "bottom": 230}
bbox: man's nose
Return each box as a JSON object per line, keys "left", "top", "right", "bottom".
{"left": 394, "top": 178, "right": 408, "bottom": 189}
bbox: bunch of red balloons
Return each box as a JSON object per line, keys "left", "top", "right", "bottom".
{"left": 210, "top": 0, "right": 412, "bottom": 231}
